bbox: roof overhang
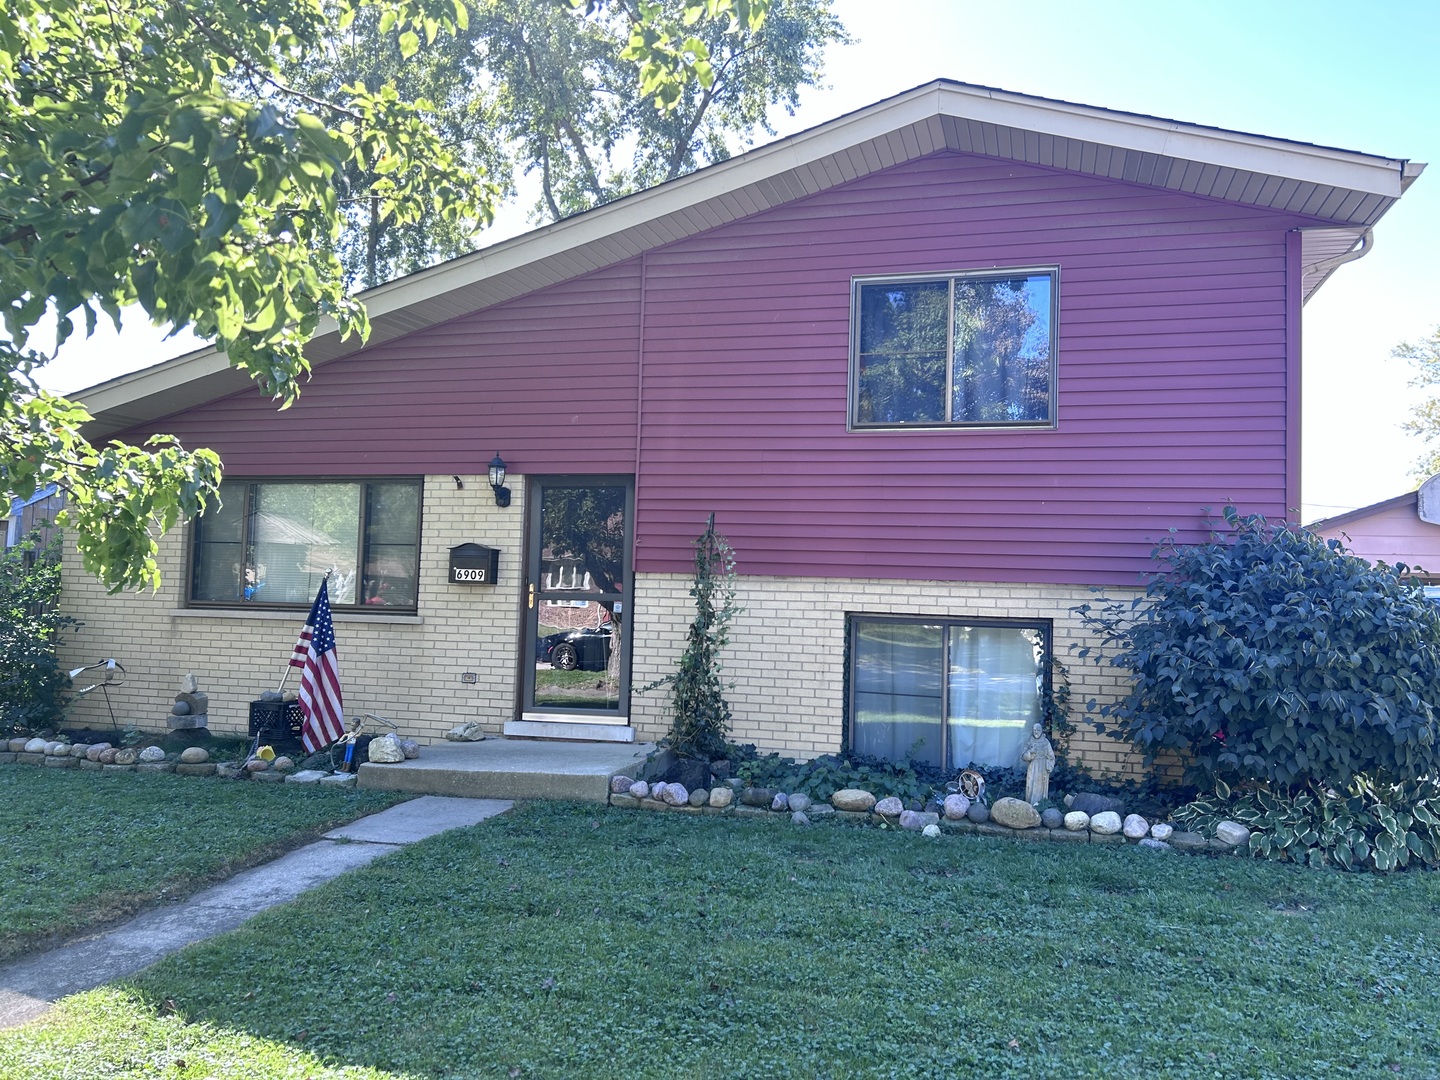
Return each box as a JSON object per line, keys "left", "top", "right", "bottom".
{"left": 80, "top": 79, "right": 1424, "bottom": 441}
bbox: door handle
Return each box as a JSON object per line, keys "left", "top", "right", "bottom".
{"left": 528, "top": 583, "right": 535, "bottom": 610}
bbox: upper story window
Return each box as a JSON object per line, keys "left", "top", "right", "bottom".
{"left": 190, "top": 479, "right": 421, "bottom": 612}
{"left": 850, "top": 268, "right": 1057, "bottom": 429}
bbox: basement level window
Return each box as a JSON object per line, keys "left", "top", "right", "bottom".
{"left": 850, "top": 268, "right": 1057, "bottom": 429}
{"left": 190, "top": 478, "right": 421, "bottom": 612}
{"left": 848, "top": 615, "right": 1050, "bottom": 770}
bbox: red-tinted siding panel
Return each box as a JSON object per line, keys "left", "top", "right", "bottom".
{"left": 632, "top": 151, "right": 1314, "bottom": 585}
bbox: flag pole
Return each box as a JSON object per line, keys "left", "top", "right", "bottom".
{"left": 277, "top": 570, "right": 333, "bottom": 692}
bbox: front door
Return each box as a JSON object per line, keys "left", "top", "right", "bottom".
{"left": 523, "top": 477, "right": 634, "bottom": 723}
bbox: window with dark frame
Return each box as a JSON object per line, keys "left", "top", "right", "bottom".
{"left": 190, "top": 479, "right": 421, "bottom": 611}
{"left": 851, "top": 268, "right": 1057, "bottom": 428}
{"left": 848, "top": 614, "right": 1050, "bottom": 770}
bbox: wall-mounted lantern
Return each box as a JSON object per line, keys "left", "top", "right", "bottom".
{"left": 488, "top": 453, "right": 511, "bottom": 508}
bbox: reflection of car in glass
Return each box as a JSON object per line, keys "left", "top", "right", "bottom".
{"left": 536, "top": 625, "right": 614, "bottom": 671}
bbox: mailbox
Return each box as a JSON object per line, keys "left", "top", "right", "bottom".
{"left": 449, "top": 543, "right": 499, "bottom": 585}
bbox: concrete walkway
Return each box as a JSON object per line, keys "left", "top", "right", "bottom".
{"left": 0, "top": 795, "right": 512, "bottom": 1030}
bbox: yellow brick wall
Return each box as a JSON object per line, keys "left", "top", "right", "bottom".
{"left": 630, "top": 574, "right": 1149, "bottom": 778}
{"left": 61, "top": 478, "right": 1148, "bottom": 779}
{"left": 60, "top": 474, "right": 526, "bottom": 743}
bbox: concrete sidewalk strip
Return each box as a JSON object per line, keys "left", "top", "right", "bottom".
{"left": 0, "top": 795, "right": 514, "bottom": 1031}
{"left": 325, "top": 795, "right": 512, "bottom": 843}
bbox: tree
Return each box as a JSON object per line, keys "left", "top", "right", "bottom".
{"left": 1076, "top": 507, "right": 1440, "bottom": 793}
{"left": 0, "top": 0, "right": 769, "bottom": 590}
{"left": 279, "top": 0, "right": 846, "bottom": 287}
{"left": 1394, "top": 325, "right": 1440, "bottom": 481}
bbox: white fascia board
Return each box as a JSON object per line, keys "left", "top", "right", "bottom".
{"left": 935, "top": 83, "right": 1412, "bottom": 198}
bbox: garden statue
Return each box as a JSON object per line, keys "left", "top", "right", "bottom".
{"left": 1021, "top": 723, "right": 1055, "bottom": 805}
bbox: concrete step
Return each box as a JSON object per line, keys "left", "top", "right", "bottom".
{"left": 356, "top": 738, "right": 653, "bottom": 802}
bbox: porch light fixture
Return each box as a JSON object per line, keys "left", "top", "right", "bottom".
{"left": 488, "top": 453, "right": 511, "bottom": 508}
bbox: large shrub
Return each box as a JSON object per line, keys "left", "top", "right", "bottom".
{"left": 1076, "top": 507, "right": 1440, "bottom": 792}
{"left": 0, "top": 534, "right": 72, "bottom": 735}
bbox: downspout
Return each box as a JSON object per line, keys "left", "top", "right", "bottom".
{"left": 1299, "top": 228, "right": 1374, "bottom": 303}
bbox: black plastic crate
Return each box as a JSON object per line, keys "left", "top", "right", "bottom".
{"left": 248, "top": 700, "right": 303, "bottom": 738}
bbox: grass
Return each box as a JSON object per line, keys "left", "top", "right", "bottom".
{"left": 0, "top": 766, "right": 405, "bottom": 962}
{"left": 4, "top": 801, "right": 1439, "bottom": 1078}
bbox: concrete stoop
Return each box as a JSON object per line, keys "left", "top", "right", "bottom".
{"left": 356, "top": 738, "right": 654, "bottom": 801}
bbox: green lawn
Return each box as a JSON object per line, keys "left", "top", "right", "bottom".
{"left": 3, "top": 800, "right": 1438, "bottom": 1079}
{"left": 0, "top": 767, "right": 404, "bottom": 962}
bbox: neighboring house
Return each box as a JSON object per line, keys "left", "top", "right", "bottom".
{"left": 63, "top": 81, "right": 1423, "bottom": 778}
{"left": 6, "top": 485, "right": 63, "bottom": 553}
{"left": 1310, "top": 475, "right": 1440, "bottom": 582}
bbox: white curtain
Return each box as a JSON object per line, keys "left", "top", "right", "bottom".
{"left": 946, "top": 626, "right": 1043, "bottom": 769}
{"left": 851, "top": 622, "right": 944, "bottom": 767}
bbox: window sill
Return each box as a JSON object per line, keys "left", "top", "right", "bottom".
{"left": 170, "top": 608, "right": 424, "bottom": 625}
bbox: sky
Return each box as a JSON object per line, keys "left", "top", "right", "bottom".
{"left": 37, "top": 0, "right": 1440, "bottom": 523}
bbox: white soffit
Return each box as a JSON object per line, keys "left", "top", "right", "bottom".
{"left": 80, "top": 80, "right": 1423, "bottom": 438}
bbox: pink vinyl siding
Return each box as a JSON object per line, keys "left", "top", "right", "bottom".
{"left": 132, "top": 150, "right": 1317, "bottom": 587}
{"left": 634, "top": 152, "right": 1314, "bottom": 584}
{"left": 1314, "top": 496, "right": 1440, "bottom": 576}
{"left": 138, "top": 260, "right": 644, "bottom": 475}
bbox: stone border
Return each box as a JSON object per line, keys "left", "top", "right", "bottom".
{"left": 605, "top": 777, "right": 1251, "bottom": 857}
{"left": 0, "top": 740, "right": 359, "bottom": 788}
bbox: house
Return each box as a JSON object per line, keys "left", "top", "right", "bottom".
{"left": 6, "top": 485, "right": 63, "bottom": 552}
{"left": 1310, "top": 475, "right": 1440, "bottom": 582}
{"left": 62, "top": 80, "right": 1423, "bottom": 778}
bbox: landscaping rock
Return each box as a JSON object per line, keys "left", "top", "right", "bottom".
{"left": 113, "top": 748, "right": 139, "bottom": 766}
{"left": 1215, "top": 821, "right": 1252, "bottom": 847}
{"left": 874, "top": 796, "right": 904, "bottom": 817}
{"left": 924, "top": 798, "right": 944, "bottom": 816}
{"left": 69, "top": 743, "right": 91, "bottom": 758}
{"left": 658, "top": 753, "right": 711, "bottom": 793}
{"left": 1063, "top": 811, "right": 1091, "bottom": 832}
{"left": 629, "top": 780, "right": 650, "bottom": 799}
{"left": 175, "top": 763, "right": 217, "bottom": 777}
{"left": 966, "top": 802, "right": 990, "bottom": 824}
{"left": 22, "top": 738, "right": 46, "bottom": 754}
{"left": 136, "top": 762, "right": 175, "bottom": 774}
{"left": 690, "top": 787, "right": 709, "bottom": 807}
{"left": 244, "top": 758, "right": 270, "bottom": 773}
{"left": 286, "top": 770, "right": 328, "bottom": 784}
{"left": 1123, "top": 814, "right": 1150, "bottom": 840}
{"left": 791, "top": 811, "right": 811, "bottom": 826}
{"left": 398, "top": 739, "right": 420, "bottom": 759}
{"left": 445, "top": 721, "right": 487, "bottom": 742}
{"left": 770, "top": 792, "right": 789, "bottom": 812}
{"left": 179, "top": 746, "right": 210, "bottom": 764}
{"left": 709, "top": 758, "right": 733, "bottom": 781}
{"left": 368, "top": 735, "right": 406, "bottom": 763}
{"left": 44, "top": 755, "right": 77, "bottom": 768}
{"left": 662, "top": 783, "right": 690, "bottom": 807}
{"left": 943, "top": 794, "right": 971, "bottom": 820}
{"left": 1089, "top": 811, "right": 1123, "bottom": 835}
{"left": 1070, "top": 792, "right": 1123, "bottom": 817}
{"left": 1168, "top": 831, "right": 1208, "bottom": 854}
{"left": 319, "top": 772, "right": 357, "bottom": 787}
{"left": 708, "top": 786, "right": 734, "bottom": 809}
{"left": 991, "top": 797, "right": 1041, "bottom": 830}
{"left": 7, "top": 737, "right": 28, "bottom": 752}
{"left": 611, "top": 774, "right": 634, "bottom": 794}
{"left": 77, "top": 758, "right": 101, "bottom": 771}
{"left": 922, "top": 823, "right": 942, "bottom": 838}
{"left": 650, "top": 782, "right": 670, "bottom": 803}
{"left": 101, "top": 763, "right": 134, "bottom": 774}
{"left": 900, "top": 810, "right": 939, "bottom": 831}
{"left": 85, "top": 743, "right": 112, "bottom": 761}
{"left": 808, "top": 804, "right": 835, "bottom": 819}
{"left": 1041, "top": 808, "right": 1064, "bottom": 830}
{"left": 787, "top": 793, "right": 812, "bottom": 813}
{"left": 139, "top": 746, "right": 166, "bottom": 763}
{"left": 216, "top": 763, "right": 246, "bottom": 780}
{"left": 740, "top": 786, "right": 774, "bottom": 808}
{"left": 1138, "top": 838, "right": 1174, "bottom": 853}
{"left": 98, "top": 748, "right": 119, "bottom": 765}
{"left": 832, "top": 788, "right": 876, "bottom": 812}
{"left": 171, "top": 700, "right": 191, "bottom": 715}
{"left": 272, "top": 756, "right": 295, "bottom": 772}
{"left": 1151, "top": 822, "right": 1174, "bottom": 841}
{"left": 46, "top": 741, "right": 68, "bottom": 755}
{"left": 609, "top": 794, "right": 641, "bottom": 809}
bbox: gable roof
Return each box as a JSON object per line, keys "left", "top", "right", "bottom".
{"left": 1308, "top": 491, "right": 1419, "bottom": 532}
{"left": 80, "top": 78, "right": 1424, "bottom": 441}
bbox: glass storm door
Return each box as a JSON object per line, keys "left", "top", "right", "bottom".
{"left": 523, "top": 477, "right": 633, "bottom": 722}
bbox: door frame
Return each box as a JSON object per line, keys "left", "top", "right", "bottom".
{"left": 520, "top": 474, "right": 635, "bottom": 724}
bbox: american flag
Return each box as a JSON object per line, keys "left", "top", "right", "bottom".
{"left": 290, "top": 579, "right": 345, "bottom": 753}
